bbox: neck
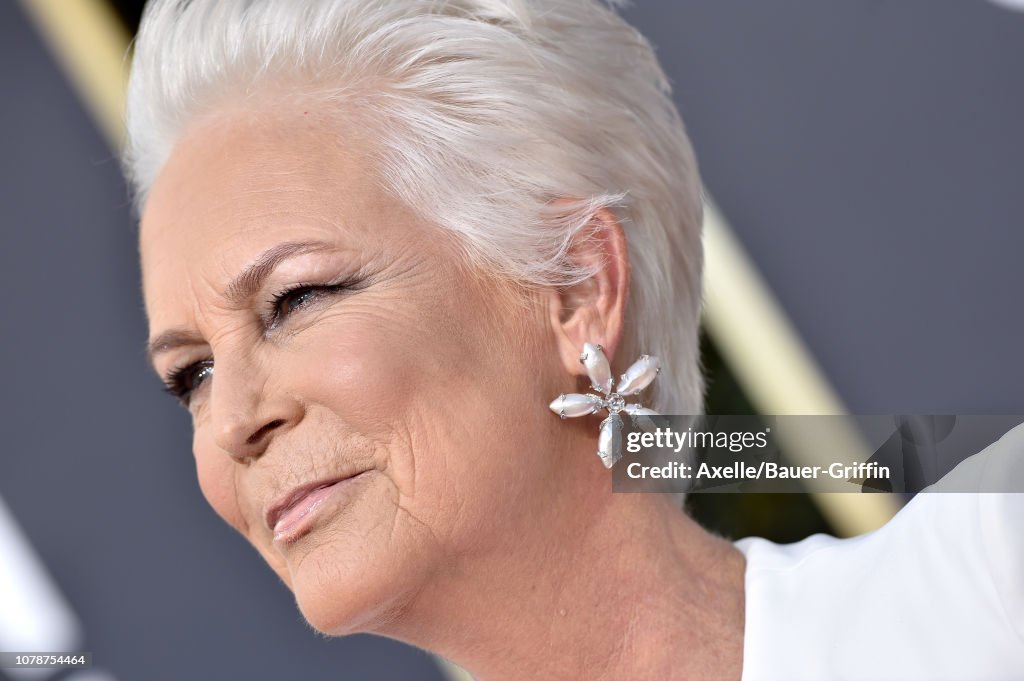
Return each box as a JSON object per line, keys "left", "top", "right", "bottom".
{"left": 378, "top": 467, "right": 747, "bottom": 681}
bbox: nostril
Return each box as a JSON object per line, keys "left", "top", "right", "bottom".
{"left": 246, "top": 418, "right": 286, "bottom": 446}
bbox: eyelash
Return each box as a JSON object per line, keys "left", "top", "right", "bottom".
{"left": 264, "top": 280, "right": 351, "bottom": 330}
{"left": 161, "top": 281, "right": 353, "bottom": 406}
{"left": 163, "top": 360, "right": 213, "bottom": 406}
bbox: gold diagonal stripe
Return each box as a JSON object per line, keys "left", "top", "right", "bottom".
{"left": 19, "top": 0, "right": 129, "bottom": 151}
{"left": 703, "top": 200, "right": 899, "bottom": 535}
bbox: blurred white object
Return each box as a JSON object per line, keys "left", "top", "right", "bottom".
{"left": 988, "top": 0, "right": 1024, "bottom": 11}
{"left": 0, "top": 495, "right": 81, "bottom": 680}
{"left": 735, "top": 422, "right": 1024, "bottom": 680}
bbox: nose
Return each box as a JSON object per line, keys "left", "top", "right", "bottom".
{"left": 216, "top": 414, "right": 286, "bottom": 463}
{"left": 207, "top": 353, "right": 300, "bottom": 463}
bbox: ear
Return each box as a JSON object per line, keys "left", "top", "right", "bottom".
{"left": 546, "top": 204, "right": 631, "bottom": 378}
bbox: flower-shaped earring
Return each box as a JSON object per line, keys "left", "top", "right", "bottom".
{"left": 549, "top": 342, "right": 661, "bottom": 468}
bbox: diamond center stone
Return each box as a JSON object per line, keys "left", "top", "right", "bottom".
{"left": 606, "top": 393, "right": 626, "bottom": 413}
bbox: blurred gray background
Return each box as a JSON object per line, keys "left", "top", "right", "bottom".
{"left": 1, "top": 1, "right": 1021, "bottom": 679}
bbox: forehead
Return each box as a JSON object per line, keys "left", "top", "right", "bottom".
{"left": 139, "top": 105, "right": 403, "bottom": 327}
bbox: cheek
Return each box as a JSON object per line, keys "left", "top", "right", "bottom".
{"left": 193, "top": 436, "right": 248, "bottom": 534}
{"left": 283, "top": 293, "right": 495, "bottom": 484}
{"left": 291, "top": 284, "right": 551, "bottom": 533}
{"left": 282, "top": 297, "right": 467, "bottom": 433}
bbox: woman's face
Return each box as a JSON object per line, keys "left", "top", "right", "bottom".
{"left": 140, "top": 105, "right": 572, "bottom": 635}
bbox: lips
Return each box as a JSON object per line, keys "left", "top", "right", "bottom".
{"left": 265, "top": 473, "right": 365, "bottom": 538}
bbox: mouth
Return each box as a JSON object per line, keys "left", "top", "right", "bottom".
{"left": 265, "top": 471, "right": 368, "bottom": 543}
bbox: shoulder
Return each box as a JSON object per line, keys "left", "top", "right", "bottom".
{"left": 734, "top": 421, "right": 1024, "bottom": 681}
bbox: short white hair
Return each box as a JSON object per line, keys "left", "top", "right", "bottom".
{"left": 123, "top": 0, "right": 706, "bottom": 415}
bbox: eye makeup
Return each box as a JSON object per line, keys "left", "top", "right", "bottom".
{"left": 262, "top": 276, "right": 363, "bottom": 330}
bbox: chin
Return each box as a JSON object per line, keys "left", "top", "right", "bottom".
{"left": 291, "top": 552, "right": 425, "bottom": 637}
{"left": 294, "top": 578, "right": 384, "bottom": 636}
{"left": 285, "top": 513, "right": 433, "bottom": 637}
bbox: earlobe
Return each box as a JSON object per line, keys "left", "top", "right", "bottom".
{"left": 546, "top": 205, "right": 631, "bottom": 378}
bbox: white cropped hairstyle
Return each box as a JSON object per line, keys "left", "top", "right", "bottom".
{"left": 123, "top": 0, "right": 707, "bottom": 415}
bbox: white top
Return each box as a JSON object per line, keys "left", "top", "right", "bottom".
{"left": 734, "top": 422, "right": 1024, "bottom": 681}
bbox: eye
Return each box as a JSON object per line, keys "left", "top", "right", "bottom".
{"left": 163, "top": 359, "right": 213, "bottom": 407}
{"left": 266, "top": 282, "right": 351, "bottom": 329}
{"left": 273, "top": 285, "right": 324, "bottom": 318}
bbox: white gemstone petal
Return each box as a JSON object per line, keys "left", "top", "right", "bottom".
{"left": 548, "top": 393, "right": 604, "bottom": 418}
{"left": 623, "top": 404, "right": 659, "bottom": 432}
{"left": 580, "top": 342, "right": 613, "bottom": 394}
{"left": 597, "top": 413, "right": 623, "bottom": 468}
{"left": 616, "top": 354, "right": 661, "bottom": 395}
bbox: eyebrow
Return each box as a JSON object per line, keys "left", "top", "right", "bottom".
{"left": 146, "top": 239, "right": 333, "bottom": 372}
